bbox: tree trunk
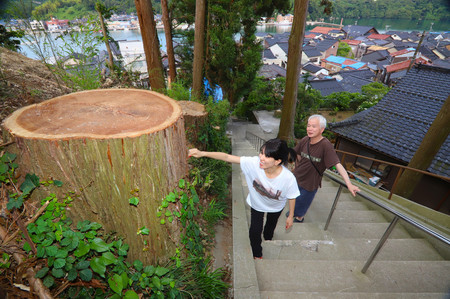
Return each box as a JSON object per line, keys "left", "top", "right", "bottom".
{"left": 277, "top": 0, "right": 309, "bottom": 141}
{"left": 178, "top": 100, "right": 208, "bottom": 149}
{"left": 192, "top": 0, "right": 206, "bottom": 100}
{"left": 161, "top": 0, "right": 177, "bottom": 87}
{"left": 135, "top": 0, "right": 166, "bottom": 91}
{"left": 394, "top": 95, "right": 450, "bottom": 198}
{"left": 96, "top": 7, "right": 114, "bottom": 74}
{"left": 2, "top": 89, "right": 188, "bottom": 265}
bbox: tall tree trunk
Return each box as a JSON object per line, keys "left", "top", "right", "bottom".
{"left": 277, "top": 0, "right": 309, "bottom": 141}
{"left": 135, "top": 0, "right": 166, "bottom": 91}
{"left": 192, "top": 0, "right": 206, "bottom": 100}
{"left": 394, "top": 95, "right": 450, "bottom": 198}
{"left": 96, "top": 6, "right": 114, "bottom": 74}
{"left": 161, "top": 0, "right": 176, "bottom": 87}
{"left": 2, "top": 89, "right": 188, "bottom": 265}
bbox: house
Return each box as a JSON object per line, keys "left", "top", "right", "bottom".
{"left": 361, "top": 50, "right": 390, "bottom": 64}
{"left": 315, "top": 38, "right": 339, "bottom": 59}
{"left": 340, "top": 39, "right": 363, "bottom": 57}
{"left": 45, "top": 18, "right": 69, "bottom": 32}
{"left": 257, "top": 64, "right": 287, "bottom": 80}
{"left": 321, "top": 55, "right": 368, "bottom": 73}
{"left": 300, "top": 62, "right": 329, "bottom": 78}
{"left": 309, "top": 78, "right": 346, "bottom": 96}
{"left": 328, "top": 64, "right": 450, "bottom": 213}
{"left": 367, "top": 33, "right": 391, "bottom": 41}
{"left": 382, "top": 57, "right": 431, "bottom": 85}
{"left": 310, "top": 26, "right": 340, "bottom": 35}
{"left": 342, "top": 25, "right": 378, "bottom": 39}
{"left": 302, "top": 46, "right": 322, "bottom": 64}
{"left": 336, "top": 69, "right": 375, "bottom": 80}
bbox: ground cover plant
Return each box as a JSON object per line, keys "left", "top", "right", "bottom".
{"left": 0, "top": 140, "right": 230, "bottom": 298}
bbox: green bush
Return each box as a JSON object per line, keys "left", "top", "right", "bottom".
{"left": 234, "top": 76, "right": 284, "bottom": 120}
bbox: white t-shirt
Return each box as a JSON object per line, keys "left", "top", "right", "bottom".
{"left": 240, "top": 156, "right": 300, "bottom": 213}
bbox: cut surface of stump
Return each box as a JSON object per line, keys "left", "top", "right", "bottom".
{"left": 178, "top": 100, "right": 207, "bottom": 148}
{"left": 3, "top": 89, "right": 188, "bottom": 264}
{"left": 6, "top": 89, "right": 181, "bottom": 138}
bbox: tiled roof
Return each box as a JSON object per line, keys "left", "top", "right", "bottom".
{"left": 309, "top": 78, "right": 346, "bottom": 96}
{"left": 303, "top": 47, "right": 322, "bottom": 57}
{"left": 337, "top": 69, "right": 376, "bottom": 80}
{"left": 258, "top": 64, "right": 287, "bottom": 79}
{"left": 324, "top": 56, "right": 368, "bottom": 70}
{"left": 367, "top": 34, "right": 391, "bottom": 40}
{"left": 263, "top": 48, "right": 276, "bottom": 59}
{"left": 303, "top": 63, "right": 322, "bottom": 73}
{"left": 316, "top": 38, "right": 338, "bottom": 52}
{"left": 342, "top": 25, "right": 378, "bottom": 37}
{"left": 341, "top": 39, "right": 362, "bottom": 45}
{"left": 329, "top": 64, "right": 450, "bottom": 177}
{"left": 390, "top": 48, "right": 414, "bottom": 57}
{"left": 385, "top": 57, "right": 429, "bottom": 73}
{"left": 311, "top": 26, "right": 338, "bottom": 34}
{"left": 361, "top": 50, "right": 390, "bottom": 63}
{"left": 339, "top": 75, "right": 372, "bottom": 93}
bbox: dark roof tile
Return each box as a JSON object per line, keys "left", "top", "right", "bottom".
{"left": 329, "top": 64, "right": 450, "bottom": 176}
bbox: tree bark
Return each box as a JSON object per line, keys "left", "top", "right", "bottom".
{"left": 96, "top": 6, "right": 114, "bottom": 74}
{"left": 394, "top": 95, "right": 450, "bottom": 198}
{"left": 161, "top": 0, "right": 177, "bottom": 87}
{"left": 178, "top": 100, "right": 207, "bottom": 149}
{"left": 277, "top": 0, "right": 309, "bottom": 141}
{"left": 2, "top": 89, "right": 188, "bottom": 265}
{"left": 192, "top": 0, "right": 206, "bottom": 100}
{"left": 135, "top": 0, "right": 166, "bottom": 91}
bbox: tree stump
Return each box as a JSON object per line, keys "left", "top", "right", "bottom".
{"left": 2, "top": 88, "right": 188, "bottom": 264}
{"left": 178, "top": 100, "right": 207, "bottom": 149}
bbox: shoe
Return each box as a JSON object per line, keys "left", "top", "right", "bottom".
{"left": 293, "top": 217, "right": 304, "bottom": 223}
{"left": 253, "top": 256, "right": 263, "bottom": 260}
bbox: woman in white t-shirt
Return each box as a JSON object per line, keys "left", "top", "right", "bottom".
{"left": 188, "top": 138, "right": 300, "bottom": 259}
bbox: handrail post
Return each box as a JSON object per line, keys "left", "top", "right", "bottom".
{"left": 389, "top": 168, "right": 404, "bottom": 200}
{"left": 361, "top": 216, "right": 400, "bottom": 273}
{"left": 324, "top": 185, "right": 343, "bottom": 231}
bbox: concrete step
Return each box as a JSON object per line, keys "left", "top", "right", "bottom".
{"left": 261, "top": 238, "right": 445, "bottom": 261}
{"left": 273, "top": 222, "right": 412, "bottom": 240}
{"left": 303, "top": 198, "right": 375, "bottom": 211}
{"left": 282, "top": 208, "right": 389, "bottom": 223}
{"left": 260, "top": 291, "right": 447, "bottom": 299}
{"left": 255, "top": 260, "right": 450, "bottom": 293}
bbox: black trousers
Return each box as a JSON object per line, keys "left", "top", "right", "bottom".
{"left": 249, "top": 208, "right": 282, "bottom": 258}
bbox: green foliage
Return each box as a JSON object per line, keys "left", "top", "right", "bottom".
{"left": 0, "top": 25, "right": 24, "bottom": 51}
{"left": 234, "top": 77, "right": 285, "bottom": 120}
{"left": 337, "top": 41, "right": 352, "bottom": 58}
{"left": 1, "top": 150, "right": 229, "bottom": 297}
{"left": 294, "top": 78, "right": 323, "bottom": 138}
{"left": 48, "top": 15, "right": 104, "bottom": 90}
{"left": 356, "top": 82, "right": 391, "bottom": 112}
{"left": 165, "top": 80, "right": 192, "bottom": 102}
{"left": 308, "top": 0, "right": 450, "bottom": 21}
{"left": 157, "top": 179, "right": 229, "bottom": 297}
{"left": 322, "top": 91, "right": 364, "bottom": 111}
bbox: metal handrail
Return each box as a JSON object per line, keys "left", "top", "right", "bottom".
{"left": 324, "top": 171, "right": 450, "bottom": 273}
{"left": 244, "top": 131, "right": 450, "bottom": 273}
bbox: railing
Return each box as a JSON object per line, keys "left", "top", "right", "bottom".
{"left": 244, "top": 131, "right": 450, "bottom": 273}
{"left": 323, "top": 172, "right": 450, "bottom": 273}
{"left": 245, "top": 131, "right": 266, "bottom": 153}
{"left": 336, "top": 149, "right": 450, "bottom": 203}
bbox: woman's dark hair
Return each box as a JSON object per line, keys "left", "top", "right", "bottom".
{"left": 260, "top": 138, "right": 297, "bottom": 166}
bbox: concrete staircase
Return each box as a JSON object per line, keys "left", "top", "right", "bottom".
{"left": 230, "top": 120, "right": 450, "bottom": 299}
